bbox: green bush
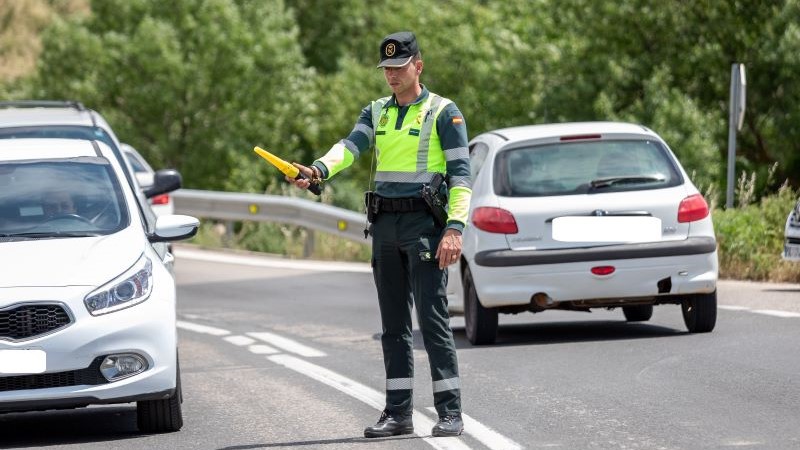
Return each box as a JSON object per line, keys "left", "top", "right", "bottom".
{"left": 713, "top": 185, "right": 800, "bottom": 282}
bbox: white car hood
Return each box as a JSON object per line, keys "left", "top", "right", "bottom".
{"left": 0, "top": 226, "right": 145, "bottom": 288}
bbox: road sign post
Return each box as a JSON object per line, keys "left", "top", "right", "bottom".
{"left": 726, "top": 63, "right": 746, "bottom": 209}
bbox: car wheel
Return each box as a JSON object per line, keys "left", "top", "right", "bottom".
{"left": 622, "top": 305, "right": 653, "bottom": 322}
{"left": 681, "top": 290, "right": 717, "bottom": 333}
{"left": 463, "top": 267, "right": 498, "bottom": 345}
{"left": 137, "top": 354, "right": 183, "bottom": 432}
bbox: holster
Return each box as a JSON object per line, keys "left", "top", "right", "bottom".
{"left": 421, "top": 173, "right": 449, "bottom": 228}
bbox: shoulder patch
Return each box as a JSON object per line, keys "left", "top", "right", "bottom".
{"left": 452, "top": 116, "right": 464, "bottom": 125}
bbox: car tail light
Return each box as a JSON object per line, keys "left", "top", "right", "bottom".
{"left": 677, "top": 194, "right": 709, "bottom": 223}
{"left": 150, "top": 194, "right": 170, "bottom": 205}
{"left": 560, "top": 134, "right": 601, "bottom": 141}
{"left": 472, "top": 207, "right": 518, "bottom": 234}
{"left": 591, "top": 266, "right": 615, "bottom": 276}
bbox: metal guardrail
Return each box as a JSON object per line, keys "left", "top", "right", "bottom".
{"left": 172, "top": 189, "right": 370, "bottom": 244}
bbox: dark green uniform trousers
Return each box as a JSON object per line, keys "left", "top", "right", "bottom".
{"left": 371, "top": 210, "right": 461, "bottom": 417}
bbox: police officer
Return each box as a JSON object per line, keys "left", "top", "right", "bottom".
{"left": 287, "top": 31, "right": 471, "bottom": 438}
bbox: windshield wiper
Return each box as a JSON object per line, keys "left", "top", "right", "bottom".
{"left": 590, "top": 175, "right": 666, "bottom": 189}
{"left": 0, "top": 231, "right": 102, "bottom": 239}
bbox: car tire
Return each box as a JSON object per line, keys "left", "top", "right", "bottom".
{"left": 463, "top": 267, "right": 498, "bottom": 345}
{"left": 622, "top": 305, "right": 653, "bottom": 322}
{"left": 137, "top": 355, "right": 183, "bottom": 433}
{"left": 681, "top": 290, "right": 717, "bottom": 333}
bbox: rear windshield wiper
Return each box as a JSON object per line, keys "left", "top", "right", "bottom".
{"left": 590, "top": 175, "right": 666, "bottom": 189}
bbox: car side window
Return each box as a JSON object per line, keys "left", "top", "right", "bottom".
{"left": 469, "top": 142, "right": 489, "bottom": 178}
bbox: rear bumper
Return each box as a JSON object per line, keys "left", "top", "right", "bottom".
{"left": 469, "top": 242, "right": 718, "bottom": 308}
{"left": 475, "top": 236, "right": 717, "bottom": 267}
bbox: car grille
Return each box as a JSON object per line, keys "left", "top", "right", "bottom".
{"left": 0, "top": 304, "right": 71, "bottom": 341}
{"left": 0, "top": 356, "right": 108, "bottom": 392}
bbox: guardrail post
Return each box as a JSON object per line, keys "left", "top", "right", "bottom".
{"left": 223, "top": 220, "right": 234, "bottom": 248}
{"left": 303, "top": 229, "right": 315, "bottom": 258}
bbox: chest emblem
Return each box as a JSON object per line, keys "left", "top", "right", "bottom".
{"left": 379, "top": 114, "right": 388, "bottom": 127}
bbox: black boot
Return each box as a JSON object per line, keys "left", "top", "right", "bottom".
{"left": 431, "top": 414, "right": 463, "bottom": 437}
{"left": 364, "top": 410, "right": 414, "bottom": 438}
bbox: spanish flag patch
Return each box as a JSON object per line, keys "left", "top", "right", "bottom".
{"left": 452, "top": 116, "right": 464, "bottom": 125}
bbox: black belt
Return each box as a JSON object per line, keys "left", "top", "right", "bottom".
{"left": 376, "top": 196, "right": 429, "bottom": 213}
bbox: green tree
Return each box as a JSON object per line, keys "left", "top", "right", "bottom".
{"left": 31, "top": 0, "right": 314, "bottom": 192}
{"left": 537, "top": 0, "right": 799, "bottom": 192}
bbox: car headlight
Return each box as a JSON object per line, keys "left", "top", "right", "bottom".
{"left": 84, "top": 254, "right": 153, "bottom": 315}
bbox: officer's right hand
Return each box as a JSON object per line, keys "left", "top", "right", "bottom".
{"left": 286, "top": 163, "right": 314, "bottom": 190}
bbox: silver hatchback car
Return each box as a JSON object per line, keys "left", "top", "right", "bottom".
{"left": 447, "top": 122, "right": 719, "bottom": 344}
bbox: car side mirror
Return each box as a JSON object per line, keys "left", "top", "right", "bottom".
{"left": 148, "top": 214, "right": 199, "bottom": 243}
{"left": 143, "top": 169, "right": 182, "bottom": 199}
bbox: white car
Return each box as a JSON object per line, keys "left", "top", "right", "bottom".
{"left": 121, "top": 143, "right": 176, "bottom": 217}
{"left": 783, "top": 198, "right": 800, "bottom": 261}
{"left": 0, "top": 138, "right": 198, "bottom": 432}
{"left": 447, "top": 122, "right": 719, "bottom": 344}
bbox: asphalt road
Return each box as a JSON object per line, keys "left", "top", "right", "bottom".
{"left": 2, "top": 246, "right": 799, "bottom": 449}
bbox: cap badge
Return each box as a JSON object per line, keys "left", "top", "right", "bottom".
{"left": 385, "top": 43, "right": 396, "bottom": 57}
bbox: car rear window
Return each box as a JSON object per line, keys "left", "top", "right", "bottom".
{"left": 493, "top": 139, "right": 682, "bottom": 197}
{"left": 124, "top": 151, "right": 148, "bottom": 173}
{"left": 0, "top": 126, "right": 114, "bottom": 149}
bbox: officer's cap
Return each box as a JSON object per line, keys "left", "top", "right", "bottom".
{"left": 377, "top": 31, "right": 419, "bottom": 68}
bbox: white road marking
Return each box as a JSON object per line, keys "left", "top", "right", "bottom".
{"left": 719, "top": 305, "right": 751, "bottom": 311}
{"left": 181, "top": 313, "right": 205, "bottom": 320}
{"left": 751, "top": 309, "right": 800, "bottom": 318}
{"left": 176, "top": 320, "right": 230, "bottom": 336}
{"left": 248, "top": 344, "right": 281, "bottom": 355}
{"left": 248, "top": 331, "right": 327, "bottom": 357}
{"left": 178, "top": 321, "right": 518, "bottom": 449}
{"left": 267, "top": 354, "right": 472, "bottom": 450}
{"left": 176, "top": 247, "right": 372, "bottom": 273}
{"left": 427, "top": 407, "right": 522, "bottom": 450}
{"left": 224, "top": 335, "right": 256, "bottom": 346}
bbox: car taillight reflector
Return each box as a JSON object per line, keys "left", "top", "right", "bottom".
{"left": 472, "top": 207, "right": 519, "bottom": 234}
{"left": 150, "top": 194, "right": 170, "bottom": 205}
{"left": 677, "top": 193, "right": 709, "bottom": 223}
{"left": 591, "top": 266, "right": 615, "bottom": 276}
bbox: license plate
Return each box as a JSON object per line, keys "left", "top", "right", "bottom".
{"left": 784, "top": 244, "right": 800, "bottom": 261}
{"left": 552, "top": 216, "right": 662, "bottom": 243}
{"left": 0, "top": 349, "right": 46, "bottom": 374}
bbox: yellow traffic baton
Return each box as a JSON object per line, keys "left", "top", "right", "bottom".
{"left": 254, "top": 146, "right": 321, "bottom": 195}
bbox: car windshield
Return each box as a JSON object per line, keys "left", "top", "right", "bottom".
{"left": 494, "top": 139, "right": 682, "bottom": 197}
{"left": 0, "top": 157, "right": 129, "bottom": 239}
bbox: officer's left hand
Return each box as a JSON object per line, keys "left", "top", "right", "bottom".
{"left": 436, "top": 228, "right": 462, "bottom": 269}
